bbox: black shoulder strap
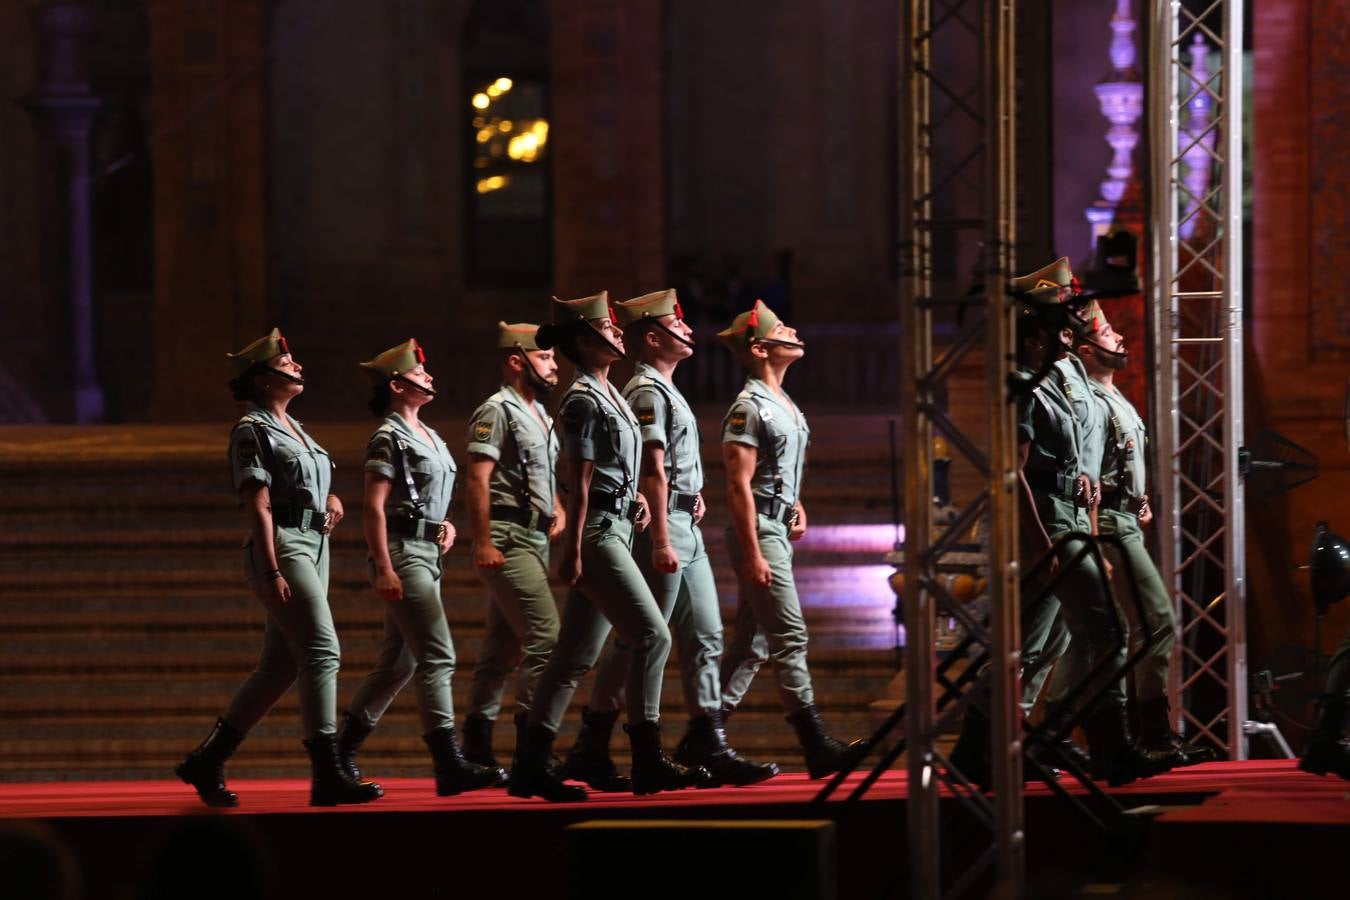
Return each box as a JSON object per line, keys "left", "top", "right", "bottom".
{"left": 496, "top": 400, "right": 534, "bottom": 510}
{"left": 741, "top": 393, "right": 782, "bottom": 507}
{"left": 390, "top": 434, "right": 424, "bottom": 514}
{"left": 233, "top": 419, "right": 278, "bottom": 480}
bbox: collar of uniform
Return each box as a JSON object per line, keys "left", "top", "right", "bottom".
{"left": 499, "top": 384, "right": 550, "bottom": 432}
{"left": 634, "top": 361, "right": 673, "bottom": 389}
{"left": 744, "top": 377, "right": 795, "bottom": 418}
{"left": 574, "top": 370, "right": 636, "bottom": 423}
{"left": 386, "top": 411, "right": 438, "bottom": 453}
{"left": 246, "top": 405, "right": 311, "bottom": 449}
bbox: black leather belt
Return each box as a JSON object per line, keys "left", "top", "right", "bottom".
{"left": 1098, "top": 489, "right": 1134, "bottom": 513}
{"left": 589, "top": 491, "right": 641, "bottom": 521}
{"left": 669, "top": 492, "right": 699, "bottom": 515}
{"left": 490, "top": 504, "right": 555, "bottom": 534}
{"left": 272, "top": 506, "right": 327, "bottom": 532}
{"left": 754, "top": 496, "right": 796, "bottom": 524}
{"left": 1024, "top": 470, "right": 1077, "bottom": 499}
{"left": 388, "top": 516, "right": 443, "bottom": 542}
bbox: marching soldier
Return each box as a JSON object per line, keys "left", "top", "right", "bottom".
{"left": 333, "top": 340, "right": 508, "bottom": 797}
{"left": 1078, "top": 304, "right": 1214, "bottom": 769}
{"left": 716, "top": 300, "right": 861, "bottom": 778}
{"left": 509, "top": 292, "right": 704, "bottom": 801}
{"left": 575, "top": 289, "right": 779, "bottom": 786}
{"left": 459, "top": 324, "right": 567, "bottom": 769}
{"left": 176, "top": 329, "right": 382, "bottom": 808}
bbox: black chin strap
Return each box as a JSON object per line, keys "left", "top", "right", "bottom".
{"left": 516, "top": 350, "right": 557, "bottom": 395}
{"left": 588, "top": 323, "right": 627, "bottom": 360}
{"left": 755, "top": 337, "right": 805, "bottom": 350}
{"left": 650, "top": 317, "right": 695, "bottom": 349}
{"left": 395, "top": 374, "right": 436, "bottom": 397}
{"left": 272, "top": 370, "right": 306, "bottom": 386}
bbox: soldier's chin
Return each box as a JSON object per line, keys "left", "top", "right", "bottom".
{"left": 1105, "top": 351, "right": 1128, "bottom": 370}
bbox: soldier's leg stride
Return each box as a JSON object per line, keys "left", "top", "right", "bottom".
{"left": 672, "top": 709, "right": 779, "bottom": 786}
{"left": 1298, "top": 694, "right": 1350, "bottom": 780}
{"left": 786, "top": 704, "right": 865, "bottom": 779}
{"left": 335, "top": 712, "right": 375, "bottom": 782}
{"left": 625, "top": 720, "right": 710, "bottom": 795}
{"left": 460, "top": 712, "right": 502, "bottom": 769}
{"left": 423, "top": 725, "right": 508, "bottom": 796}
{"left": 557, "top": 706, "right": 632, "bottom": 792}
{"left": 175, "top": 717, "right": 246, "bottom": 808}
{"left": 303, "top": 734, "right": 384, "bottom": 807}
{"left": 508, "top": 721, "right": 587, "bottom": 803}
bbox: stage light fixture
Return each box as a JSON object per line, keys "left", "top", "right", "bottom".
{"left": 1309, "top": 522, "right": 1350, "bottom": 615}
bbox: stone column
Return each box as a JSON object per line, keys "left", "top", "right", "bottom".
{"left": 145, "top": 0, "right": 270, "bottom": 421}
{"left": 548, "top": 0, "right": 664, "bottom": 300}
{"left": 22, "top": 2, "right": 104, "bottom": 423}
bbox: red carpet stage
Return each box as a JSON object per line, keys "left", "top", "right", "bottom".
{"left": 3, "top": 763, "right": 1346, "bottom": 898}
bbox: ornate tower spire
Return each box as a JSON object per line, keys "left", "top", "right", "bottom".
{"left": 1085, "top": 0, "right": 1144, "bottom": 246}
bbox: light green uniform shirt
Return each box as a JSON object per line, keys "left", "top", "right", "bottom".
{"left": 1055, "top": 355, "right": 1105, "bottom": 483}
{"left": 466, "top": 385, "right": 559, "bottom": 517}
{"left": 229, "top": 406, "right": 332, "bottom": 510}
{"left": 1016, "top": 364, "right": 1089, "bottom": 535}
{"left": 623, "top": 362, "right": 704, "bottom": 495}
{"left": 721, "top": 378, "right": 810, "bottom": 509}
{"left": 364, "top": 413, "right": 457, "bottom": 523}
{"left": 1093, "top": 381, "right": 1147, "bottom": 499}
{"left": 559, "top": 370, "right": 642, "bottom": 501}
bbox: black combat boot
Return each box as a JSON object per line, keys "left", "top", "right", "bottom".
{"left": 1033, "top": 702, "right": 1093, "bottom": 775}
{"left": 557, "top": 706, "right": 632, "bottom": 792}
{"left": 626, "top": 720, "right": 711, "bottom": 795}
{"left": 423, "top": 726, "right": 509, "bottom": 796}
{"left": 335, "top": 713, "right": 375, "bottom": 782}
{"left": 303, "top": 733, "right": 384, "bottom": 807}
{"left": 1299, "top": 694, "right": 1350, "bottom": 780}
{"left": 786, "top": 705, "right": 865, "bottom": 780}
{"left": 508, "top": 721, "right": 588, "bottom": 802}
{"left": 1081, "top": 703, "right": 1163, "bottom": 787}
{"left": 947, "top": 705, "right": 991, "bottom": 789}
{"left": 1135, "top": 696, "right": 1216, "bottom": 770}
{"left": 673, "top": 711, "right": 779, "bottom": 786}
{"left": 175, "top": 717, "right": 246, "bottom": 808}
{"left": 461, "top": 713, "right": 501, "bottom": 769}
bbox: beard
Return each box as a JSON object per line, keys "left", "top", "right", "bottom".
{"left": 524, "top": 364, "right": 558, "bottom": 396}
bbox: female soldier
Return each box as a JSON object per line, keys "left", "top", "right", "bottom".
{"left": 175, "top": 328, "right": 383, "bottom": 807}
{"left": 334, "top": 339, "right": 508, "bottom": 796}
{"left": 508, "top": 293, "right": 706, "bottom": 801}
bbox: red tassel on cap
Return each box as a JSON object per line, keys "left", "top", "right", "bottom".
{"left": 414, "top": 341, "right": 426, "bottom": 364}
{"left": 747, "top": 305, "right": 760, "bottom": 328}
{"left": 1070, "top": 275, "right": 1082, "bottom": 296}
{"left": 609, "top": 306, "right": 619, "bottom": 326}
{"left": 674, "top": 300, "right": 684, "bottom": 321}
{"left": 278, "top": 334, "right": 289, "bottom": 354}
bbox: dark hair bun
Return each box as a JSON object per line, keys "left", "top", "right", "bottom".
{"left": 534, "top": 323, "right": 559, "bottom": 350}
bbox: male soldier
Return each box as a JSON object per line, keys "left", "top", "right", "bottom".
{"left": 1078, "top": 302, "right": 1214, "bottom": 769}
{"left": 716, "top": 299, "right": 861, "bottom": 778}
{"left": 460, "top": 323, "right": 566, "bottom": 769}
{"left": 579, "top": 288, "right": 779, "bottom": 786}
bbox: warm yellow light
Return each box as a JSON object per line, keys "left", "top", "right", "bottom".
{"left": 472, "top": 117, "right": 486, "bottom": 128}
{"left": 476, "top": 126, "right": 494, "bottom": 143}
{"left": 486, "top": 85, "right": 501, "bottom": 98}
{"left": 531, "top": 119, "right": 549, "bottom": 136}
{"left": 508, "top": 131, "right": 542, "bottom": 162}
{"left": 494, "top": 77, "right": 513, "bottom": 92}
{"left": 476, "top": 175, "right": 510, "bottom": 194}
{"left": 498, "top": 119, "right": 513, "bottom": 132}
{"left": 472, "top": 93, "right": 490, "bottom": 110}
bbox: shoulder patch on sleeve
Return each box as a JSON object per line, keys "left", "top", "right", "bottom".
{"left": 728, "top": 411, "right": 748, "bottom": 435}
{"left": 636, "top": 406, "right": 657, "bottom": 426}
{"left": 235, "top": 436, "right": 258, "bottom": 463}
{"left": 473, "top": 419, "right": 493, "bottom": 442}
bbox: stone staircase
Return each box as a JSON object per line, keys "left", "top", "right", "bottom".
{"left": 0, "top": 415, "right": 907, "bottom": 782}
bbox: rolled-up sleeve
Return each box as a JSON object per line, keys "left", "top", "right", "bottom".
{"left": 230, "top": 425, "right": 272, "bottom": 492}
{"left": 364, "top": 432, "right": 398, "bottom": 480}
{"left": 561, "top": 396, "right": 599, "bottom": 461}
{"left": 630, "top": 387, "right": 668, "bottom": 448}
{"left": 466, "top": 403, "right": 506, "bottom": 461}
{"left": 721, "top": 399, "right": 759, "bottom": 448}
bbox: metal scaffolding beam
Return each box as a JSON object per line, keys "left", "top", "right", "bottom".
{"left": 1149, "top": 0, "right": 1247, "bottom": 759}
{"left": 900, "top": 0, "right": 1021, "bottom": 895}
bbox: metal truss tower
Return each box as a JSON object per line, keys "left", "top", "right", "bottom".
{"left": 1148, "top": 0, "right": 1247, "bottom": 759}
{"left": 899, "top": 0, "right": 1020, "bottom": 895}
